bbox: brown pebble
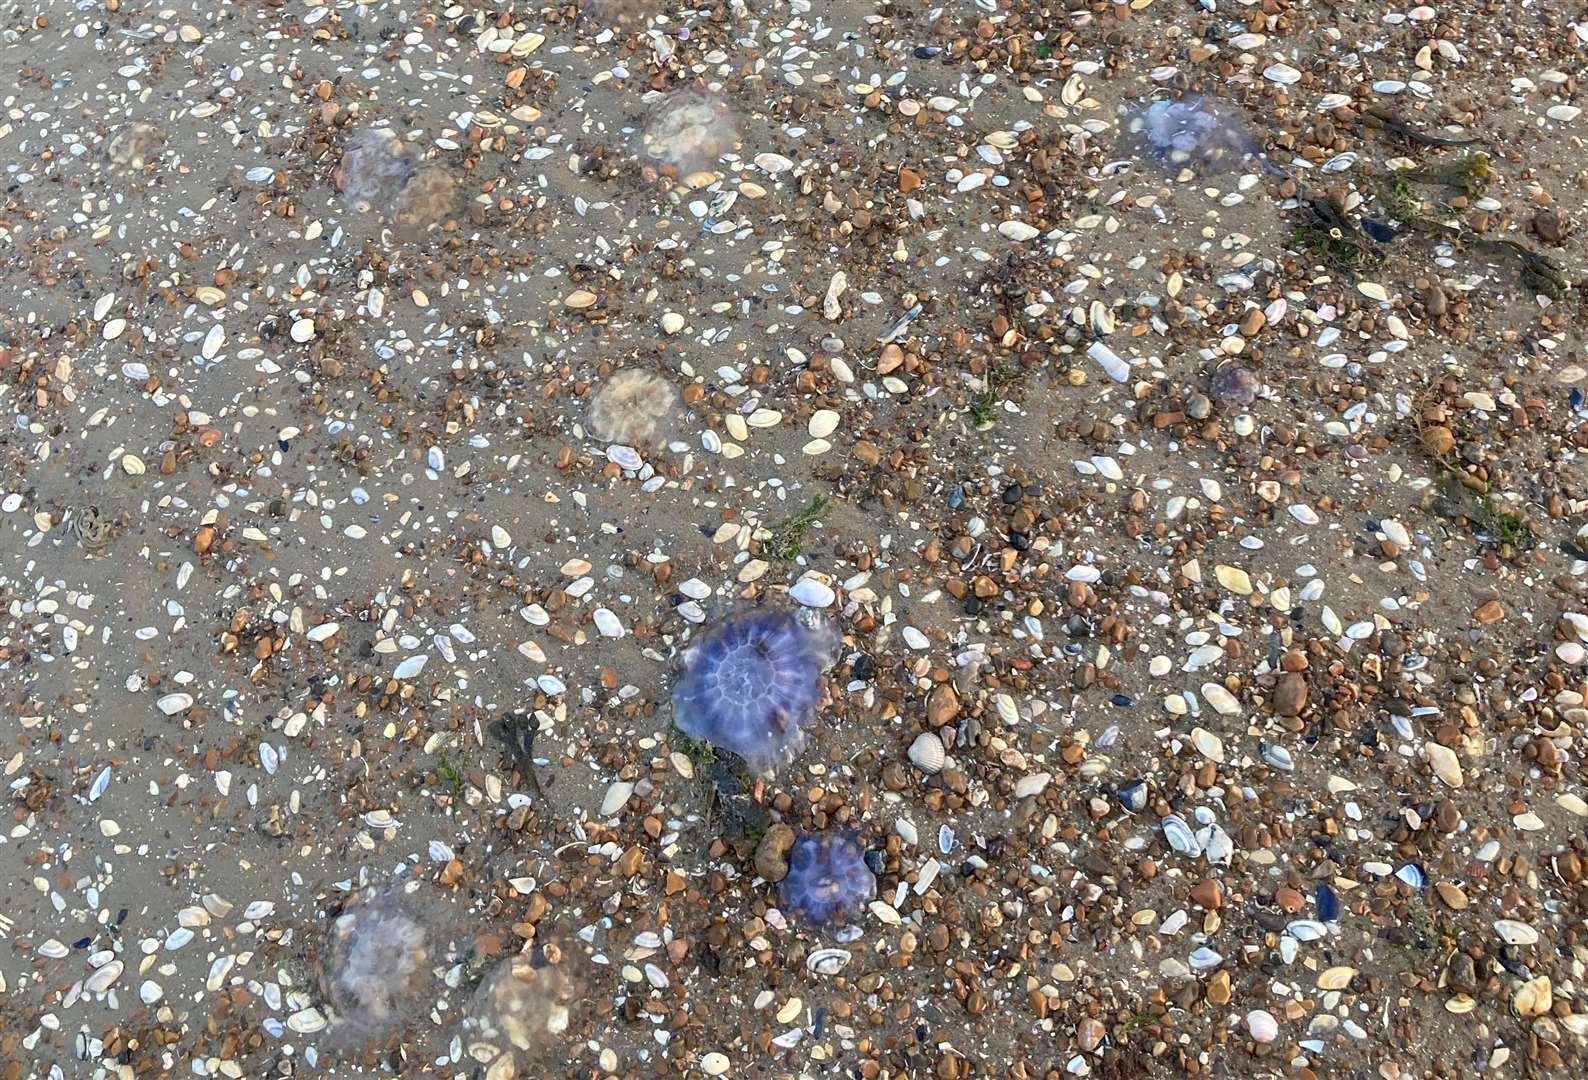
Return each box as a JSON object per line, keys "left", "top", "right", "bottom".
{"left": 1273, "top": 672, "right": 1308, "bottom": 717}
{"left": 753, "top": 823, "right": 795, "bottom": 883}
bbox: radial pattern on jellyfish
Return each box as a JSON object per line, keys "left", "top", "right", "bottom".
{"left": 585, "top": 369, "right": 678, "bottom": 447}
{"left": 671, "top": 610, "right": 834, "bottom": 772}
{"left": 778, "top": 833, "right": 876, "bottom": 926}
{"left": 1125, "top": 95, "right": 1261, "bottom": 174}
{"left": 321, "top": 888, "right": 430, "bottom": 1037}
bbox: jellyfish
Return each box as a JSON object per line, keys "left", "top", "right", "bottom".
{"left": 1209, "top": 362, "right": 1260, "bottom": 405}
{"left": 638, "top": 91, "right": 739, "bottom": 180}
{"left": 320, "top": 887, "right": 431, "bottom": 1038}
{"left": 671, "top": 610, "right": 837, "bottom": 773}
{"left": 464, "top": 953, "right": 575, "bottom": 1078}
{"left": 778, "top": 833, "right": 876, "bottom": 926}
{"left": 585, "top": 369, "right": 679, "bottom": 448}
{"left": 105, "top": 122, "right": 165, "bottom": 175}
{"left": 396, "top": 166, "right": 457, "bottom": 226}
{"left": 338, "top": 127, "right": 419, "bottom": 212}
{"left": 1124, "top": 95, "right": 1263, "bottom": 174}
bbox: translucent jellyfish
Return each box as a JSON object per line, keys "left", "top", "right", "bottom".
{"left": 1210, "top": 362, "right": 1260, "bottom": 405}
{"left": 105, "top": 122, "right": 165, "bottom": 175}
{"left": 320, "top": 887, "right": 431, "bottom": 1038}
{"left": 464, "top": 953, "right": 576, "bottom": 1079}
{"left": 1124, "top": 95, "right": 1262, "bottom": 174}
{"left": 638, "top": 91, "right": 739, "bottom": 180}
{"left": 585, "top": 369, "right": 679, "bottom": 448}
{"left": 338, "top": 127, "right": 419, "bottom": 212}
{"left": 396, "top": 166, "right": 457, "bottom": 226}
{"left": 778, "top": 833, "right": 876, "bottom": 926}
{"left": 581, "top": 0, "right": 662, "bottom": 29}
{"left": 672, "top": 610, "right": 837, "bottom": 773}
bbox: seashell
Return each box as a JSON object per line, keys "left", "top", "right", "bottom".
{"left": 1494, "top": 919, "right": 1539, "bottom": 946}
{"left": 1261, "top": 743, "right": 1294, "bottom": 771}
{"left": 288, "top": 1007, "right": 327, "bottom": 1033}
{"left": 1201, "top": 824, "right": 1233, "bottom": 865}
{"left": 1214, "top": 564, "right": 1252, "bottom": 594}
{"left": 907, "top": 732, "right": 945, "bottom": 774}
{"left": 1191, "top": 727, "right": 1225, "bottom": 763}
{"left": 1317, "top": 966, "right": 1356, "bottom": 990}
{"left": 1286, "top": 919, "right": 1327, "bottom": 942}
{"left": 1188, "top": 947, "right": 1223, "bottom": 971}
{"left": 1087, "top": 341, "right": 1129, "bottom": 383}
{"left": 1247, "top": 1009, "right": 1278, "bottom": 1043}
{"left": 1118, "top": 781, "right": 1148, "bottom": 813}
{"left": 1425, "top": 742, "right": 1463, "bottom": 787}
{"left": 806, "top": 948, "right": 851, "bottom": 975}
{"left": 790, "top": 575, "right": 836, "bottom": 608}
{"left": 85, "top": 960, "right": 124, "bottom": 993}
{"left": 1395, "top": 864, "right": 1428, "bottom": 889}
{"left": 1201, "top": 683, "right": 1242, "bottom": 716}
{"left": 1514, "top": 976, "right": 1552, "bottom": 1017}
{"left": 1161, "top": 814, "right": 1201, "bottom": 856}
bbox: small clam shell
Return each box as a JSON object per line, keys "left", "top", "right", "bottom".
{"left": 807, "top": 948, "right": 851, "bottom": 975}
{"left": 1161, "top": 814, "right": 1202, "bottom": 857}
{"left": 1494, "top": 919, "right": 1539, "bottom": 946}
{"left": 1286, "top": 919, "right": 1328, "bottom": 942}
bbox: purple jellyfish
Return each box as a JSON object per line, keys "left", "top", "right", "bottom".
{"left": 671, "top": 610, "right": 835, "bottom": 773}
{"left": 1125, "top": 95, "right": 1263, "bottom": 174}
{"left": 778, "top": 833, "right": 876, "bottom": 926}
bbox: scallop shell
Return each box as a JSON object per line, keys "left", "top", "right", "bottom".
{"left": 907, "top": 732, "right": 945, "bottom": 774}
{"left": 806, "top": 948, "right": 851, "bottom": 976}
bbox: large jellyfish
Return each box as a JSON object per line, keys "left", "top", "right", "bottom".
{"left": 778, "top": 833, "right": 876, "bottom": 927}
{"left": 1124, "top": 95, "right": 1263, "bottom": 174}
{"left": 671, "top": 610, "right": 836, "bottom": 773}
{"left": 464, "top": 952, "right": 576, "bottom": 1079}
{"left": 638, "top": 91, "right": 739, "bottom": 179}
{"left": 320, "top": 886, "right": 431, "bottom": 1039}
{"left": 338, "top": 127, "right": 419, "bottom": 212}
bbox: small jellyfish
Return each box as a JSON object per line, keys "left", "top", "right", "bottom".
{"left": 338, "top": 128, "right": 419, "bottom": 212}
{"left": 1125, "top": 95, "right": 1262, "bottom": 174}
{"left": 396, "top": 166, "right": 457, "bottom": 226}
{"left": 1209, "top": 362, "right": 1260, "bottom": 406}
{"left": 580, "top": 0, "right": 662, "bottom": 29}
{"left": 320, "top": 887, "right": 431, "bottom": 1038}
{"left": 585, "top": 369, "right": 679, "bottom": 448}
{"left": 638, "top": 91, "right": 739, "bottom": 181}
{"left": 105, "top": 122, "right": 165, "bottom": 175}
{"left": 464, "top": 952, "right": 576, "bottom": 1078}
{"left": 671, "top": 610, "right": 836, "bottom": 773}
{"left": 778, "top": 833, "right": 876, "bottom": 926}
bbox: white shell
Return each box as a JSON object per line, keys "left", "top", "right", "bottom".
{"left": 1161, "top": 814, "right": 1202, "bottom": 857}
{"left": 1494, "top": 919, "right": 1539, "bottom": 946}
{"left": 907, "top": 732, "right": 945, "bottom": 774}
{"left": 806, "top": 948, "right": 852, "bottom": 975}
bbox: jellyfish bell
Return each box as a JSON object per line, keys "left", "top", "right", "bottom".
{"left": 1125, "top": 94, "right": 1262, "bottom": 175}
{"left": 778, "top": 832, "right": 877, "bottom": 927}
{"left": 671, "top": 609, "right": 839, "bottom": 773}
{"left": 317, "top": 884, "right": 436, "bottom": 1045}
{"left": 636, "top": 90, "right": 740, "bottom": 180}
{"left": 339, "top": 127, "right": 420, "bottom": 212}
